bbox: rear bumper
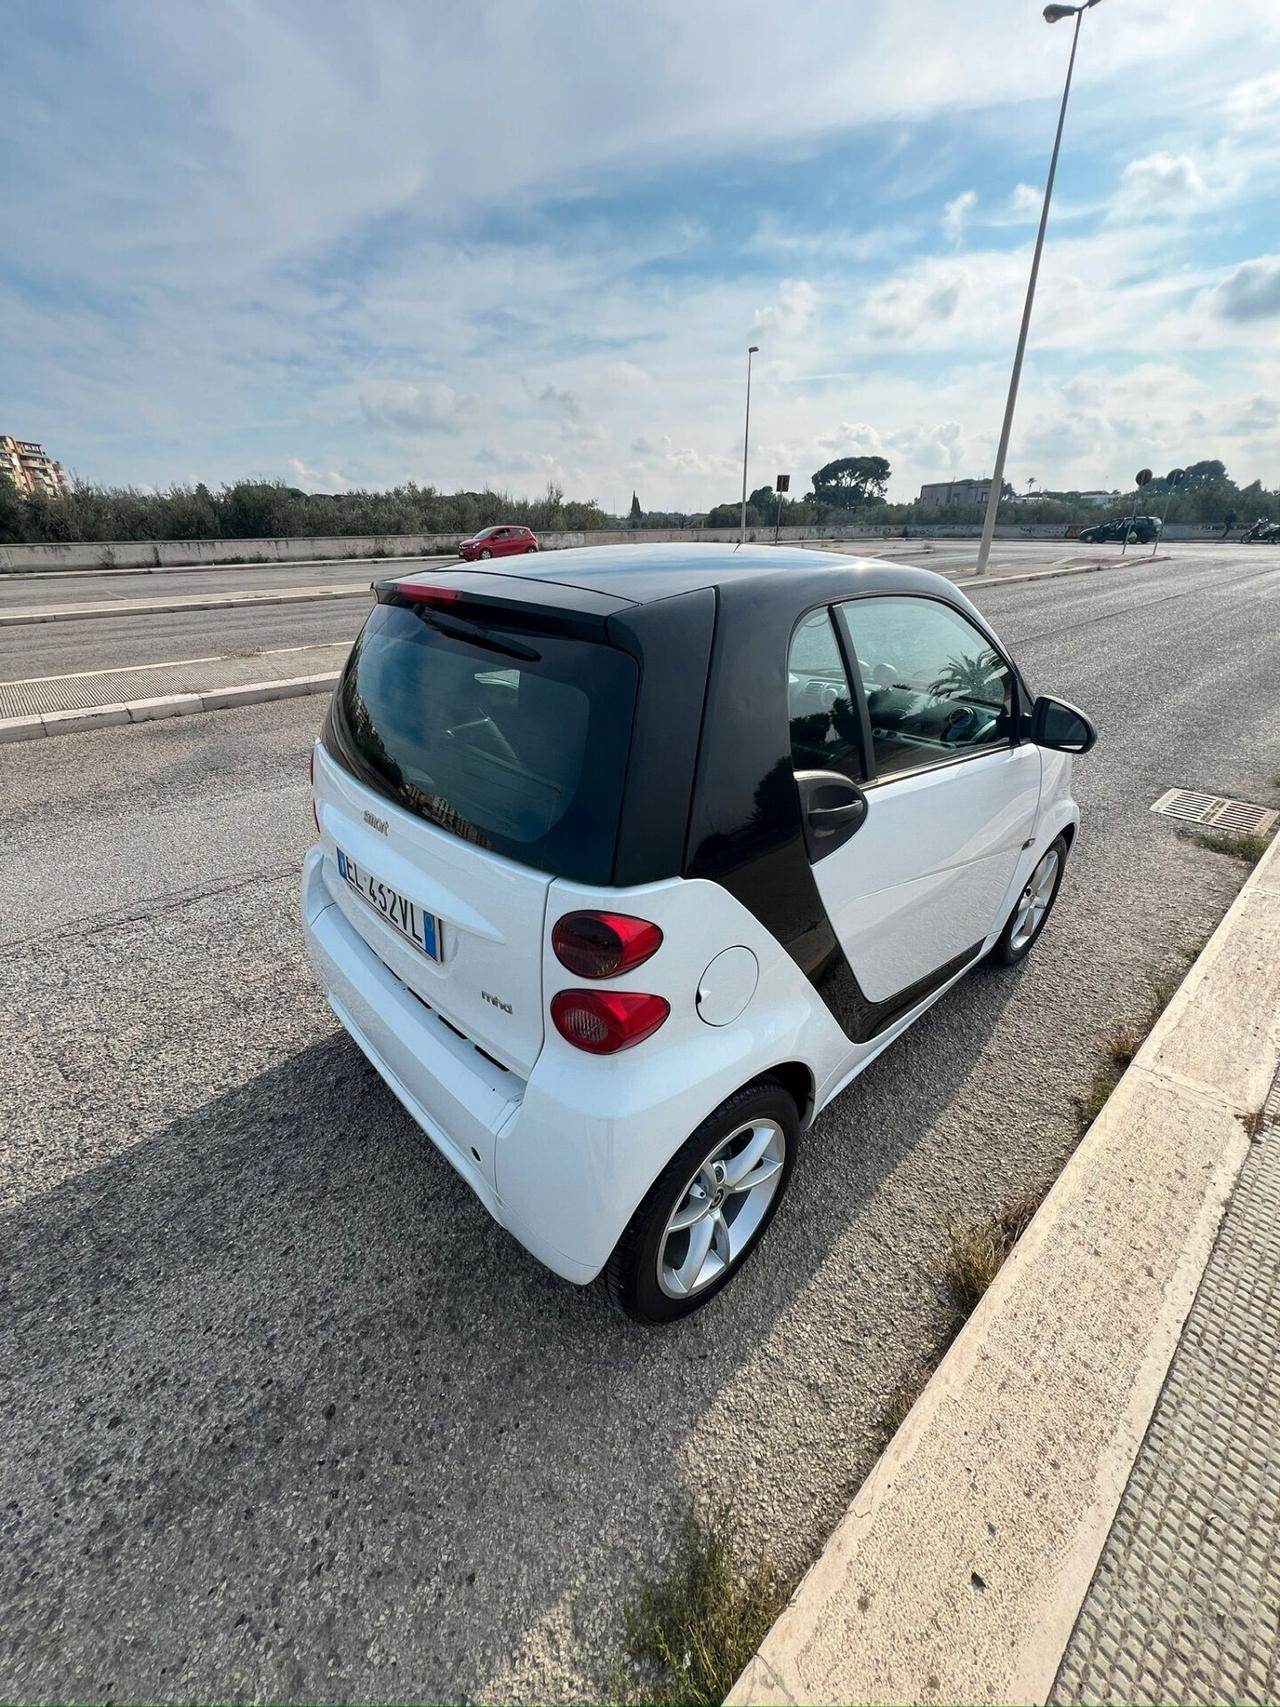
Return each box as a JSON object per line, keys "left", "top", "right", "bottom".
{"left": 300, "top": 847, "right": 598, "bottom": 1283}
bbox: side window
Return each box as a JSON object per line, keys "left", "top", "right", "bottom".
{"left": 839, "top": 597, "right": 1014, "bottom": 780}
{"left": 787, "top": 608, "right": 864, "bottom": 781}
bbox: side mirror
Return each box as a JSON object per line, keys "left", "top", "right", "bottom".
{"left": 1028, "top": 694, "right": 1097, "bottom": 754}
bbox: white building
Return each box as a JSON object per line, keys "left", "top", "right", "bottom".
{"left": 918, "top": 478, "right": 993, "bottom": 507}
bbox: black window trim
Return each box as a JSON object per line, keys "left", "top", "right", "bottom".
{"left": 785, "top": 601, "right": 873, "bottom": 785}
{"left": 830, "top": 590, "right": 1028, "bottom": 791}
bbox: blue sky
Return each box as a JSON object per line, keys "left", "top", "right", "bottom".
{"left": 2, "top": 0, "right": 1278, "bottom": 510}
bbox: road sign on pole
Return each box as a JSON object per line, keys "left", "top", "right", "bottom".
{"left": 774, "top": 476, "right": 790, "bottom": 545}
{"left": 1122, "top": 469, "right": 1154, "bottom": 557}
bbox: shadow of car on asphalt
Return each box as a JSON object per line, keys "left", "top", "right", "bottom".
{"left": 2, "top": 957, "right": 1026, "bottom": 1704}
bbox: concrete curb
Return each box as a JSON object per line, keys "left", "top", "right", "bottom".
{"left": 0, "top": 585, "right": 372, "bottom": 626}
{"left": 962, "top": 551, "right": 1171, "bottom": 590}
{"left": 728, "top": 830, "right": 1280, "bottom": 1707}
{"left": 0, "top": 672, "right": 339, "bottom": 743}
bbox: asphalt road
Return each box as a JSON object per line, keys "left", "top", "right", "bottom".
{"left": 3, "top": 547, "right": 1279, "bottom": 1703}
{"left": 0, "top": 537, "right": 1173, "bottom": 681}
{"left": 0, "top": 556, "right": 452, "bottom": 610}
{"left": 0, "top": 600, "right": 372, "bottom": 678}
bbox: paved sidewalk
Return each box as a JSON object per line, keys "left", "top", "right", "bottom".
{"left": 729, "top": 831, "right": 1280, "bottom": 1707}
{"left": 1054, "top": 1067, "right": 1280, "bottom": 1707}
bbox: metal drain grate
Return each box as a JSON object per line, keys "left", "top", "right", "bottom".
{"left": 1151, "top": 788, "right": 1279, "bottom": 836}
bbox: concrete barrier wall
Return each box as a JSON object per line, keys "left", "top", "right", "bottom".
{"left": 0, "top": 519, "right": 1224, "bottom": 572}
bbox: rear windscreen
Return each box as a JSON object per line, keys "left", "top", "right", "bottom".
{"left": 323, "top": 600, "right": 638, "bottom": 882}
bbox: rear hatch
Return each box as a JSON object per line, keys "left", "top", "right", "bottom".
{"left": 315, "top": 582, "right": 638, "bottom": 1075}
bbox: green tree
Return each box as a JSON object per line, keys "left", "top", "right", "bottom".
{"left": 628, "top": 490, "right": 643, "bottom": 528}
{"left": 810, "top": 455, "right": 891, "bottom": 509}
{"left": 0, "top": 469, "right": 28, "bottom": 544}
{"left": 1180, "top": 459, "right": 1227, "bottom": 487}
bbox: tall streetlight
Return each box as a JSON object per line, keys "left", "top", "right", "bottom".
{"left": 974, "top": 0, "right": 1103, "bottom": 578}
{"left": 740, "top": 344, "right": 759, "bottom": 544}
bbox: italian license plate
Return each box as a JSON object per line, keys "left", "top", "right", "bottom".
{"left": 336, "top": 847, "right": 440, "bottom": 961}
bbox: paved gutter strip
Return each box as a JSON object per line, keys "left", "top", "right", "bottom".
{"left": 728, "top": 832, "right": 1280, "bottom": 1707}
{"left": 0, "top": 672, "right": 339, "bottom": 742}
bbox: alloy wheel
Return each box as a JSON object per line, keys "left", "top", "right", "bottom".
{"left": 657, "top": 1119, "right": 786, "bottom": 1299}
{"left": 1009, "top": 846, "right": 1060, "bottom": 952}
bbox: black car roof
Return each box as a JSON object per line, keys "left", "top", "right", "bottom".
{"left": 394, "top": 541, "right": 972, "bottom": 611}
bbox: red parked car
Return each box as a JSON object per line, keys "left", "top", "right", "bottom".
{"left": 458, "top": 524, "right": 539, "bottom": 561}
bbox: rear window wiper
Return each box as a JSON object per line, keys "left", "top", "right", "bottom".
{"left": 412, "top": 608, "right": 542, "bottom": 663}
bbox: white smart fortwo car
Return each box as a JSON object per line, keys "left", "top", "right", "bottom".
{"left": 301, "top": 544, "right": 1095, "bottom": 1323}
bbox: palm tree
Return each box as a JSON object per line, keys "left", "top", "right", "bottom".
{"left": 929, "top": 648, "right": 1003, "bottom": 705}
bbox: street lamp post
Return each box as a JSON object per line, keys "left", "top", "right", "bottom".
{"left": 740, "top": 345, "right": 759, "bottom": 545}
{"left": 1153, "top": 467, "right": 1184, "bottom": 557}
{"left": 974, "top": 0, "right": 1102, "bottom": 579}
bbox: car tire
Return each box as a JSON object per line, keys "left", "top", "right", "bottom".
{"left": 525, "top": 545, "right": 537, "bottom": 553}
{"left": 604, "top": 1080, "right": 799, "bottom": 1325}
{"left": 989, "top": 834, "right": 1068, "bottom": 966}
{"left": 479, "top": 548, "right": 492, "bottom": 559}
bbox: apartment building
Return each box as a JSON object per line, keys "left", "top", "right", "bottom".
{"left": 1, "top": 435, "right": 69, "bottom": 498}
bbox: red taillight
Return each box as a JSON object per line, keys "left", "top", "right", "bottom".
{"left": 552, "top": 911, "right": 663, "bottom": 979}
{"left": 310, "top": 745, "right": 319, "bottom": 834}
{"left": 550, "top": 990, "right": 670, "bottom": 1054}
{"left": 395, "top": 582, "right": 465, "bottom": 605}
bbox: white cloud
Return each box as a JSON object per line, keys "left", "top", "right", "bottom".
{"left": 287, "top": 456, "right": 351, "bottom": 491}
{"left": 1110, "top": 151, "right": 1211, "bottom": 221}
{"left": 3, "top": 0, "right": 1280, "bottom": 517}
{"left": 1228, "top": 394, "right": 1280, "bottom": 435}
{"left": 1008, "top": 183, "right": 1042, "bottom": 221}
{"left": 863, "top": 262, "right": 969, "bottom": 340}
{"left": 1211, "top": 257, "right": 1280, "bottom": 322}
{"left": 606, "top": 360, "right": 652, "bottom": 389}
{"left": 942, "top": 189, "right": 978, "bottom": 243}
{"left": 358, "top": 380, "right": 471, "bottom": 434}
{"left": 750, "top": 278, "right": 816, "bottom": 338}
{"left": 885, "top": 419, "right": 966, "bottom": 473}
{"left": 815, "top": 421, "right": 887, "bottom": 458}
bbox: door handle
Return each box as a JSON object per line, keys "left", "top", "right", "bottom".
{"left": 794, "top": 770, "right": 869, "bottom": 856}
{"left": 808, "top": 800, "right": 865, "bottom": 830}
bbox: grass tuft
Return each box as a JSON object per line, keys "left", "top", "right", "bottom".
{"left": 611, "top": 1509, "right": 790, "bottom": 1706}
{"left": 1075, "top": 1020, "right": 1150, "bottom": 1134}
{"left": 942, "top": 1193, "right": 1040, "bottom": 1327}
{"left": 1189, "top": 828, "right": 1273, "bottom": 865}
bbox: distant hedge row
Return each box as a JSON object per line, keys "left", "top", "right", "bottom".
{"left": 0, "top": 475, "right": 608, "bottom": 545}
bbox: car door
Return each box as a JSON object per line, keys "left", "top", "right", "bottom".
{"left": 788, "top": 597, "right": 1041, "bottom": 1007}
